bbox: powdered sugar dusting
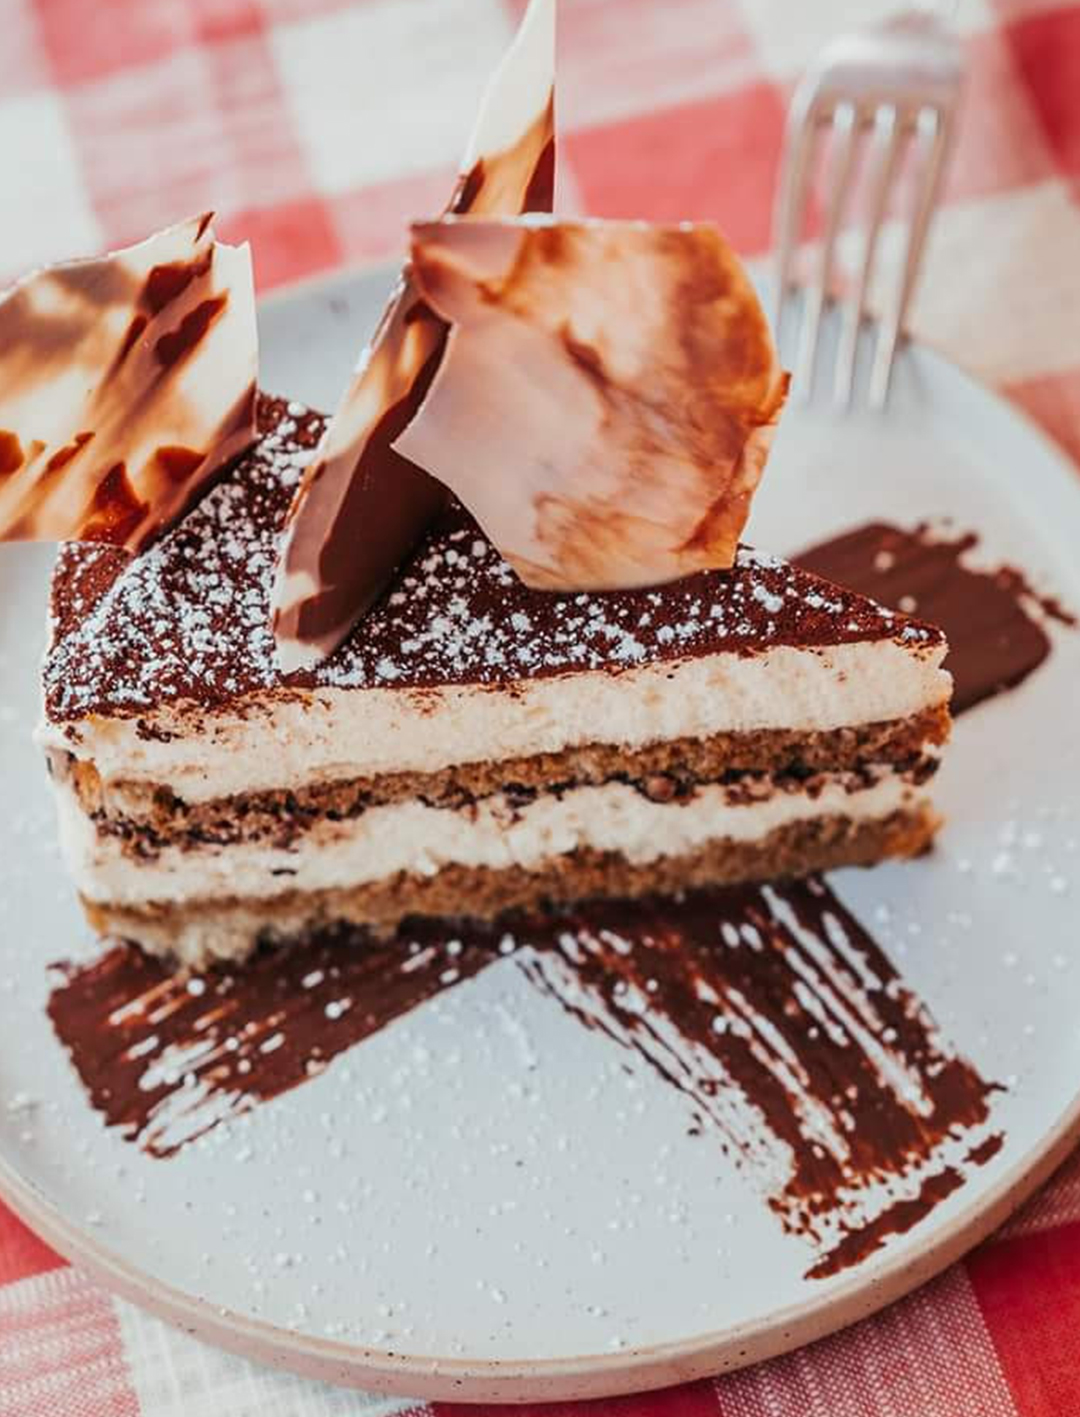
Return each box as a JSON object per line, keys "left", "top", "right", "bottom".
{"left": 44, "top": 396, "right": 941, "bottom": 723}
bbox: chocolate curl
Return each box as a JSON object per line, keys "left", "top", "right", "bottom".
{"left": 271, "top": 0, "right": 555, "bottom": 674}
{"left": 395, "top": 217, "right": 788, "bottom": 591}
{"left": 0, "top": 216, "right": 257, "bottom": 551}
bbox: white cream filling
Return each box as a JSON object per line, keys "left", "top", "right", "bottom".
{"left": 39, "top": 640, "right": 949, "bottom": 803}
{"left": 57, "top": 771, "right": 922, "bottom": 908}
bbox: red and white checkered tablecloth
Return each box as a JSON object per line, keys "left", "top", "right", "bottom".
{"left": 3, "top": 0, "right": 1080, "bottom": 1412}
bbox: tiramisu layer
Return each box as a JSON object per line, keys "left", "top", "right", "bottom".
{"left": 51, "top": 744, "right": 940, "bottom": 964}
{"left": 40, "top": 397, "right": 952, "bottom": 966}
{"left": 58, "top": 708, "right": 946, "bottom": 852}
{"left": 78, "top": 799, "right": 935, "bottom": 967}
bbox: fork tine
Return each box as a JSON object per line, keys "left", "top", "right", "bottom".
{"left": 833, "top": 104, "right": 903, "bottom": 408}
{"left": 793, "top": 100, "right": 858, "bottom": 401}
{"left": 868, "top": 104, "right": 953, "bottom": 409}
{"left": 772, "top": 85, "right": 820, "bottom": 339}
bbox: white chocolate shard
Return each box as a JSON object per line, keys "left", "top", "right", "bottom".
{"left": 395, "top": 216, "right": 788, "bottom": 591}
{"left": 270, "top": 0, "right": 556, "bottom": 673}
{"left": 0, "top": 215, "right": 256, "bottom": 550}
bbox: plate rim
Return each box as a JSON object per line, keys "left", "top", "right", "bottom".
{"left": 1, "top": 1090, "right": 1077, "bottom": 1402}
{"left": 5, "top": 279, "right": 1080, "bottom": 1401}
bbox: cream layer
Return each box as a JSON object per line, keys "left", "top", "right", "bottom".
{"left": 57, "top": 770, "right": 923, "bottom": 909}
{"left": 39, "top": 640, "right": 950, "bottom": 804}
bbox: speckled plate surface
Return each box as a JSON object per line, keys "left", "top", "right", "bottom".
{"left": 0, "top": 267, "right": 1078, "bottom": 1403}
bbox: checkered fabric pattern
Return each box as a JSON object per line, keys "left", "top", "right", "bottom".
{"left": 2, "top": 0, "right": 1079, "bottom": 1411}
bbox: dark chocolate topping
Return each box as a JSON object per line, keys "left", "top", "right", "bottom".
{"left": 44, "top": 397, "right": 941, "bottom": 724}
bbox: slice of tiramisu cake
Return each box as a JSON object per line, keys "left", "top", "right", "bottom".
{"left": 39, "top": 395, "right": 950, "bottom": 967}
{"left": 11, "top": 0, "right": 952, "bottom": 968}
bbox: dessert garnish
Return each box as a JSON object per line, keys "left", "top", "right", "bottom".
{"left": 0, "top": 0, "right": 786, "bottom": 663}
{"left": 269, "top": 0, "right": 557, "bottom": 672}
{"left": 0, "top": 215, "right": 256, "bottom": 549}
{"left": 396, "top": 216, "right": 788, "bottom": 590}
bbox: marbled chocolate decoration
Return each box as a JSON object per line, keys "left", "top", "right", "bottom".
{"left": 0, "top": 216, "right": 256, "bottom": 551}
{"left": 271, "top": 0, "right": 557, "bottom": 670}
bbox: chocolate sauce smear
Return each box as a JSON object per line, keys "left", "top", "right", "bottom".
{"left": 48, "top": 881, "right": 1000, "bottom": 1277}
{"left": 516, "top": 881, "right": 1000, "bottom": 1277}
{"left": 47, "top": 924, "right": 493, "bottom": 1158}
{"left": 804, "top": 1165, "right": 967, "bottom": 1280}
{"left": 798, "top": 522, "right": 1074, "bottom": 714}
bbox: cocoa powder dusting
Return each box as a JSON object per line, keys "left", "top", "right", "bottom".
{"left": 44, "top": 399, "right": 940, "bottom": 723}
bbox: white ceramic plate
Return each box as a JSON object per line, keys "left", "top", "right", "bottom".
{"left": 0, "top": 267, "right": 1078, "bottom": 1403}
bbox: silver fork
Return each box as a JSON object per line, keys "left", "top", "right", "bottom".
{"left": 772, "top": 7, "right": 964, "bottom": 409}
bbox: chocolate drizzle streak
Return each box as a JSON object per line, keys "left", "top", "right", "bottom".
{"left": 47, "top": 881, "right": 1001, "bottom": 1277}
{"left": 798, "top": 522, "right": 1074, "bottom": 714}
{"left": 804, "top": 1165, "right": 967, "bottom": 1279}
{"left": 515, "top": 881, "right": 1001, "bottom": 1276}
{"left": 47, "top": 924, "right": 493, "bottom": 1158}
